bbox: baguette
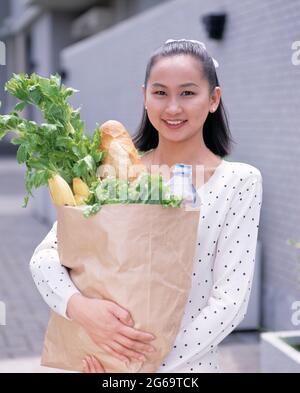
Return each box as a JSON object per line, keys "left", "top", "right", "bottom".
{"left": 98, "top": 120, "right": 146, "bottom": 181}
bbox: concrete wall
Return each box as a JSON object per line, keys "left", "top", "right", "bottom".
{"left": 59, "top": 0, "right": 300, "bottom": 330}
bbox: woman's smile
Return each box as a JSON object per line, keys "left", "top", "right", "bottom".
{"left": 163, "top": 119, "right": 188, "bottom": 129}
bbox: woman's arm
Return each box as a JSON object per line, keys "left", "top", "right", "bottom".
{"left": 160, "top": 171, "right": 263, "bottom": 372}
{"left": 29, "top": 221, "right": 80, "bottom": 320}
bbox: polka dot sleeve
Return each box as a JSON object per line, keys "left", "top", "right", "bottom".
{"left": 29, "top": 221, "right": 80, "bottom": 320}
{"left": 161, "top": 172, "right": 263, "bottom": 372}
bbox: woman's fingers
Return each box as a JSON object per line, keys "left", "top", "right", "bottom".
{"left": 115, "top": 333, "right": 156, "bottom": 355}
{"left": 86, "top": 356, "right": 96, "bottom": 373}
{"left": 82, "top": 358, "right": 89, "bottom": 373}
{"left": 101, "top": 343, "right": 131, "bottom": 366}
{"left": 82, "top": 356, "right": 105, "bottom": 373}
{"left": 109, "top": 340, "right": 147, "bottom": 362}
{"left": 91, "top": 356, "right": 105, "bottom": 372}
{"left": 119, "top": 324, "right": 156, "bottom": 343}
{"left": 109, "top": 304, "right": 134, "bottom": 327}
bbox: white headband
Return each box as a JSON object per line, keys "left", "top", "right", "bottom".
{"left": 164, "top": 38, "right": 219, "bottom": 69}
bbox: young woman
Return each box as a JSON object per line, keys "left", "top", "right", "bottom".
{"left": 30, "top": 39, "right": 263, "bottom": 373}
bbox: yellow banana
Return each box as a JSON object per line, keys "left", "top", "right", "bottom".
{"left": 73, "top": 177, "right": 90, "bottom": 197}
{"left": 48, "top": 174, "right": 76, "bottom": 206}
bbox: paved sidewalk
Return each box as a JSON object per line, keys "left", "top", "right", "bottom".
{"left": 0, "top": 158, "right": 52, "bottom": 360}
{"left": 0, "top": 157, "right": 261, "bottom": 372}
{"left": 219, "top": 331, "right": 260, "bottom": 373}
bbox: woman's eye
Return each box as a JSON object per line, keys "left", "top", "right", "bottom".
{"left": 182, "top": 91, "right": 195, "bottom": 96}
{"left": 153, "top": 91, "right": 195, "bottom": 96}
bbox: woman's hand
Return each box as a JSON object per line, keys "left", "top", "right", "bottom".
{"left": 82, "top": 355, "right": 105, "bottom": 373}
{"left": 67, "top": 293, "right": 156, "bottom": 364}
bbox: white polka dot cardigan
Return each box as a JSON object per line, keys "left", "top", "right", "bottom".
{"left": 29, "top": 159, "right": 263, "bottom": 373}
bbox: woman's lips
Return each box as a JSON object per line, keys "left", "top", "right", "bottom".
{"left": 163, "top": 120, "right": 187, "bottom": 129}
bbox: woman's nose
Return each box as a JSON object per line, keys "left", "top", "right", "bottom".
{"left": 165, "top": 102, "right": 183, "bottom": 114}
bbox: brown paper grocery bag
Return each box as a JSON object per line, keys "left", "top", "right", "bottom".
{"left": 41, "top": 204, "right": 200, "bottom": 373}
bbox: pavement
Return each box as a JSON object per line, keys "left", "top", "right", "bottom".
{"left": 0, "top": 157, "right": 51, "bottom": 361}
{"left": 0, "top": 156, "right": 261, "bottom": 373}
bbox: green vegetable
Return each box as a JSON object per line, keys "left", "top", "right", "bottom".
{"left": 83, "top": 173, "right": 182, "bottom": 218}
{"left": 0, "top": 73, "right": 104, "bottom": 207}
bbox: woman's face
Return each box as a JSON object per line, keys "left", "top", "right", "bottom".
{"left": 143, "top": 54, "right": 221, "bottom": 143}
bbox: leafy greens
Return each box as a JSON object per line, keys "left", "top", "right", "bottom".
{"left": 0, "top": 73, "right": 104, "bottom": 207}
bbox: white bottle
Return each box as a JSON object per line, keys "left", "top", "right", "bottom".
{"left": 167, "top": 163, "right": 201, "bottom": 208}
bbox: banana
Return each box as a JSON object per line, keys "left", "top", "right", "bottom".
{"left": 73, "top": 177, "right": 90, "bottom": 197}
{"left": 48, "top": 174, "right": 76, "bottom": 206}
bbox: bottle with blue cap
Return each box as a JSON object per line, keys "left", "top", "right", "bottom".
{"left": 167, "top": 163, "right": 201, "bottom": 208}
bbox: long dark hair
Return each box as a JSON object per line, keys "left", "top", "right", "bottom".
{"left": 132, "top": 40, "right": 235, "bottom": 157}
